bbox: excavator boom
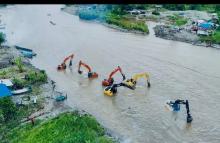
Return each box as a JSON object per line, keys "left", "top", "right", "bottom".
{"left": 57, "top": 54, "right": 74, "bottom": 70}
{"left": 78, "top": 60, "right": 98, "bottom": 79}
{"left": 103, "top": 82, "right": 133, "bottom": 96}
{"left": 123, "top": 72, "right": 151, "bottom": 89}
{"left": 102, "top": 66, "right": 126, "bottom": 86}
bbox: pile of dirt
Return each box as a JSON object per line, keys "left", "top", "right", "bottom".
{"left": 154, "top": 25, "right": 200, "bottom": 44}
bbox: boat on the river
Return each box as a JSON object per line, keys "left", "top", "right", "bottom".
{"left": 50, "top": 21, "right": 56, "bottom": 25}
{"left": 15, "top": 45, "right": 37, "bottom": 58}
{"left": 11, "top": 86, "right": 32, "bottom": 95}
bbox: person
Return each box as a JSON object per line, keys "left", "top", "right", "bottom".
{"left": 30, "top": 117, "right": 35, "bottom": 126}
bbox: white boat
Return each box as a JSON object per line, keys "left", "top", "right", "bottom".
{"left": 0, "top": 79, "right": 13, "bottom": 87}
{"left": 12, "top": 87, "right": 31, "bottom": 95}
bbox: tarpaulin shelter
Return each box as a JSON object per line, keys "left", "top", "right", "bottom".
{"left": 0, "top": 83, "right": 12, "bottom": 98}
{"left": 198, "top": 22, "right": 214, "bottom": 30}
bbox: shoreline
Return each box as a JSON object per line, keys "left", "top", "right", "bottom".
{"left": 0, "top": 46, "right": 118, "bottom": 143}
{"left": 62, "top": 5, "right": 220, "bottom": 49}
{"left": 61, "top": 6, "right": 148, "bottom": 36}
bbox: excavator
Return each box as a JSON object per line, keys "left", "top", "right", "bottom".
{"left": 57, "top": 54, "right": 74, "bottom": 70}
{"left": 166, "top": 99, "right": 193, "bottom": 123}
{"left": 102, "top": 66, "right": 126, "bottom": 86}
{"left": 78, "top": 60, "right": 98, "bottom": 79}
{"left": 122, "top": 72, "right": 151, "bottom": 90}
{"left": 103, "top": 83, "right": 128, "bottom": 96}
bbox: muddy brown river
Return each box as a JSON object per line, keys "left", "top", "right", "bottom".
{"left": 1, "top": 5, "right": 220, "bottom": 143}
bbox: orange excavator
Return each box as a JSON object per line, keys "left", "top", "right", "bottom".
{"left": 57, "top": 54, "right": 74, "bottom": 70}
{"left": 78, "top": 60, "right": 98, "bottom": 79}
{"left": 102, "top": 66, "right": 126, "bottom": 86}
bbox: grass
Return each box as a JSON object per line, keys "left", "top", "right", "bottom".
{"left": 167, "top": 14, "right": 188, "bottom": 26}
{"left": 0, "top": 65, "right": 47, "bottom": 88}
{"left": 212, "top": 30, "right": 220, "bottom": 43}
{"left": 105, "top": 13, "right": 149, "bottom": 33}
{"left": 6, "top": 112, "right": 115, "bottom": 143}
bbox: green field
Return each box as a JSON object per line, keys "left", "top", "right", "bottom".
{"left": 6, "top": 112, "right": 116, "bottom": 143}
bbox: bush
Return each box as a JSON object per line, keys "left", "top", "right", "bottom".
{"left": 12, "top": 78, "right": 25, "bottom": 89}
{"left": 175, "top": 18, "right": 187, "bottom": 26}
{"left": 106, "top": 13, "right": 149, "bottom": 33}
{"left": 152, "top": 10, "right": 160, "bottom": 15}
{"left": 0, "top": 97, "right": 17, "bottom": 122}
{"left": 79, "top": 10, "right": 99, "bottom": 20}
{"left": 25, "top": 70, "right": 47, "bottom": 84}
{"left": 14, "top": 57, "right": 23, "bottom": 73}
{"left": 212, "top": 31, "right": 220, "bottom": 43}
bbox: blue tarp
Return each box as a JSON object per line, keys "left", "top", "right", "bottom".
{"left": 0, "top": 83, "right": 12, "bottom": 98}
{"left": 198, "top": 22, "right": 214, "bottom": 29}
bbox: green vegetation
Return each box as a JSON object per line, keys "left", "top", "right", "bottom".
{"left": 200, "top": 29, "right": 220, "bottom": 44}
{"left": 14, "top": 57, "right": 24, "bottom": 73}
{"left": 212, "top": 30, "right": 220, "bottom": 43}
{"left": 0, "top": 96, "right": 44, "bottom": 143}
{"left": 168, "top": 15, "right": 188, "bottom": 26}
{"left": 0, "top": 97, "right": 17, "bottom": 122}
{"left": 106, "top": 13, "right": 149, "bottom": 33}
{"left": 79, "top": 10, "right": 99, "bottom": 20}
{"left": 0, "top": 32, "right": 6, "bottom": 46}
{"left": 6, "top": 112, "right": 115, "bottom": 143}
{"left": 25, "top": 70, "right": 47, "bottom": 84}
{"left": 162, "top": 4, "right": 218, "bottom": 12}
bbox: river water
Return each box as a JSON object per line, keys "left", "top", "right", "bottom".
{"left": 1, "top": 5, "right": 220, "bottom": 143}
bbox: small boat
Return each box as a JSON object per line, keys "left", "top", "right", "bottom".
{"left": 15, "top": 46, "right": 37, "bottom": 58}
{"left": 50, "top": 21, "right": 56, "bottom": 25}
{"left": 11, "top": 87, "right": 32, "bottom": 95}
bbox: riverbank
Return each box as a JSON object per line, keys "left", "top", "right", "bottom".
{"left": 61, "top": 5, "right": 149, "bottom": 35}
{"left": 62, "top": 5, "right": 220, "bottom": 48}
{"left": 0, "top": 46, "right": 116, "bottom": 143}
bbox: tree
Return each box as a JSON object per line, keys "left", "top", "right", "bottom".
{"left": 14, "top": 57, "right": 24, "bottom": 73}
{"left": 0, "top": 97, "right": 17, "bottom": 122}
{"left": 0, "top": 32, "right": 6, "bottom": 46}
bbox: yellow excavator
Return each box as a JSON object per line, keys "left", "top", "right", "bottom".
{"left": 104, "top": 72, "right": 151, "bottom": 96}
{"left": 122, "top": 72, "right": 151, "bottom": 90}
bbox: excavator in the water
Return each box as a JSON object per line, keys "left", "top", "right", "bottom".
{"left": 78, "top": 60, "right": 98, "bottom": 79}
{"left": 103, "top": 83, "right": 129, "bottom": 96}
{"left": 122, "top": 72, "right": 151, "bottom": 90}
{"left": 104, "top": 72, "right": 151, "bottom": 96}
{"left": 57, "top": 54, "right": 74, "bottom": 70}
{"left": 102, "top": 66, "right": 126, "bottom": 86}
{"left": 166, "top": 99, "right": 193, "bottom": 123}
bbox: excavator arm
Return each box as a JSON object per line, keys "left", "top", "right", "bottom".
{"left": 102, "top": 66, "right": 126, "bottom": 86}
{"left": 78, "top": 60, "right": 98, "bottom": 79}
{"left": 123, "top": 72, "right": 151, "bottom": 90}
{"left": 103, "top": 82, "right": 134, "bottom": 96}
{"left": 104, "top": 83, "right": 124, "bottom": 96}
{"left": 57, "top": 54, "right": 74, "bottom": 70}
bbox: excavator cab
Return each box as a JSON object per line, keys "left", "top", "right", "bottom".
{"left": 78, "top": 60, "right": 98, "bottom": 79}
{"left": 102, "top": 66, "right": 125, "bottom": 86}
{"left": 104, "top": 84, "right": 119, "bottom": 96}
{"left": 102, "top": 78, "right": 114, "bottom": 86}
{"left": 167, "top": 99, "right": 193, "bottom": 123}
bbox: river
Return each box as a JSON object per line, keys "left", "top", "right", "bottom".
{"left": 1, "top": 5, "right": 220, "bottom": 143}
